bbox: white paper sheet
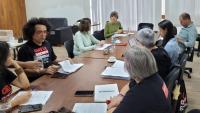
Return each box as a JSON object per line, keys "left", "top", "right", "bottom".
{"left": 13, "top": 91, "right": 53, "bottom": 105}
{"left": 94, "top": 84, "right": 119, "bottom": 102}
{"left": 95, "top": 44, "right": 112, "bottom": 50}
{"left": 58, "top": 60, "right": 84, "bottom": 73}
{"left": 112, "top": 33, "right": 129, "bottom": 38}
{"left": 72, "top": 103, "right": 107, "bottom": 113}
{"left": 101, "top": 67, "right": 130, "bottom": 80}
{"left": 112, "top": 60, "right": 125, "bottom": 68}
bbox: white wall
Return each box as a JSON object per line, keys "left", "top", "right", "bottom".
{"left": 25, "top": 0, "right": 90, "bottom": 25}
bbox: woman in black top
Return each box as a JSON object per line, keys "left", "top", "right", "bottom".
{"left": 0, "top": 42, "right": 31, "bottom": 111}
{"left": 107, "top": 46, "right": 171, "bottom": 113}
{"left": 129, "top": 28, "right": 172, "bottom": 80}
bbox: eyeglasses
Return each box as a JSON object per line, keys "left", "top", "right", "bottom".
{"left": 35, "top": 30, "right": 48, "bottom": 35}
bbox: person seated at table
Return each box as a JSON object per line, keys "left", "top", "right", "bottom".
{"left": 18, "top": 18, "right": 60, "bottom": 82}
{"left": 177, "top": 12, "right": 197, "bottom": 53}
{"left": 158, "top": 19, "right": 181, "bottom": 64}
{"left": 73, "top": 19, "right": 104, "bottom": 56}
{"left": 107, "top": 46, "right": 171, "bottom": 113}
{"left": 104, "top": 11, "right": 123, "bottom": 38}
{"left": 129, "top": 28, "right": 171, "bottom": 80}
{"left": 0, "top": 42, "right": 31, "bottom": 111}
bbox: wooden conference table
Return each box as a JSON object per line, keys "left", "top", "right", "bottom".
{"left": 13, "top": 35, "right": 133, "bottom": 113}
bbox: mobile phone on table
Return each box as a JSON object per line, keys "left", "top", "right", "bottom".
{"left": 74, "top": 90, "right": 94, "bottom": 97}
{"left": 18, "top": 104, "right": 42, "bottom": 113}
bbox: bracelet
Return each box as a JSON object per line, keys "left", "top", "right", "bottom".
{"left": 14, "top": 67, "right": 24, "bottom": 75}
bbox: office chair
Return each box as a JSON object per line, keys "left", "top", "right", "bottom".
{"left": 93, "top": 29, "right": 105, "bottom": 41}
{"left": 64, "top": 39, "right": 74, "bottom": 58}
{"left": 137, "top": 23, "right": 154, "bottom": 31}
{"left": 194, "top": 34, "right": 200, "bottom": 57}
{"left": 164, "top": 66, "right": 181, "bottom": 103}
{"left": 184, "top": 47, "right": 194, "bottom": 78}
{"left": 165, "top": 64, "right": 189, "bottom": 113}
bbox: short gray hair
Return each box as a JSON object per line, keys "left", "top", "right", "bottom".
{"left": 124, "top": 46, "right": 158, "bottom": 81}
{"left": 136, "top": 28, "right": 155, "bottom": 48}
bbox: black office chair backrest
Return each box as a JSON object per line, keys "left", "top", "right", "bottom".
{"left": 186, "top": 47, "right": 194, "bottom": 62}
{"left": 64, "top": 39, "right": 74, "bottom": 58}
{"left": 93, "top": 29, "right": 105, "bottom": 41}
{"left": 177, "top": 52, "right": 188, "bottom": 67}
{"left": 164, "top": 66, "right": 181, "bottom": 102}
{"left": 137, "top": 23, "right": 154, "bottom": 31}
{"left": 46, "top": 18, "right": 68, "bottom": 30}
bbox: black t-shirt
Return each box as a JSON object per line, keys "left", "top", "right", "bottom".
{"left": 18, "top": 40, "right": 57, "bottom": 68}
{"left": 113, "top": 74, "right": 171, "bottom": 113}
{"left": 151, "top": 47, "right": 172, "bottom": 80}
{"left": 0, "top": 69, "right": 16, "bottom": 100}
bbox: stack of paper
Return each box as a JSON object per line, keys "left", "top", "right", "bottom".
{"left": 101, "top": 60, "right": 130, "bottom": 80}
{"left": 58, "top": 60, "right": 84, "bottom": 74}
{"left": 112, "top": 60, "right": 125, "bottom": 68}
{"left": 94, "top": 84, "right": 119, "bottom": 102}
{"left": 72, "top": 103, "right": 107, "bottom": 113}
{"left": 95, "top": 44, "right": 112, "bottom": 50}
{"left": 13, "top": 91, "right": 53, "bottom": 105}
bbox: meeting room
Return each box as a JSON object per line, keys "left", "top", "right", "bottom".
{"left": 0, "top": 0, "right": 200, "bottom": 113}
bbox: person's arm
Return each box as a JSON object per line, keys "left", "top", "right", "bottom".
{"left": 107, "top": 107, "right": 117, "bottom": 113}
{"left": 177, "top": 28, "right": 197, "bottom": 48}
{"left": 104, "top": 22, "right": 114, "bottom": 38}
{"left": 90, "top": 33, "right": 100, "bottom": 44}
{"left": 16, "top": 61, "right": 42, "bottom": 69}
{"left": 24, "top": 65, "right": 59, "bottom": 76}
{"left": 116, "top": 22, "right": 123, "bottom": 34}
{"left": 10, "top": 91, "right": 31, "bottom": 108}
{"left": 183, "top": 30, "right": 197, "bottom": 48}
{"left": 107, "top": 83, "right": 129, "bottom": 110}
{"left": 108, "top": 88, "right": 143, "bottom": 113}
{"left": 74, "top": 33, "right": 96, "bottom": 52}
{"left": 119, "top": 83, "right": 129, "bottom": 95}
{"left": 0, "top": 92, "right": 31, "bottom": 112}
{"left": 11, "top": 60, "right": 30, "bottom": 89}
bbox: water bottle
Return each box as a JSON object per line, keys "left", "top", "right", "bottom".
{"left": 7, "top": 31, "right": 14, "bottom": 42}
{"left": 111, "top": 35, "right": 116, "bottom": 45}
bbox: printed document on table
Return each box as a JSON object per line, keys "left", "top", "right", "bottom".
{"left": 112, "top": 60, "right": 125, "bottom": 68}
{"left": 72, "top": 103, "right": 107, "bottom": 113}
{"left": 112, "top": 33, "right": 129, "bottom": 38}
{"left": 101, "top": 67, "right": 130, "bottom": 80}
{"left": 94, "top": 84, "right": 119, "bottom": 102}
{"left": 12, "top": 91, "right": 53, "bottom": 105}
{"left": 58, "top": 60, "right": 84, "bottom": 73}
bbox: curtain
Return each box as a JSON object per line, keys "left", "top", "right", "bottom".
{"left": 90, "top": 0, "right": 162, "bottom": 31}
{"left": 165, "top": 0, "right": 200, "bottom": 26}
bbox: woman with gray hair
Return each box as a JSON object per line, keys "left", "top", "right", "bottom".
{"left": 107, "top": 46, "right": 171, "bottom": 113}
{"left": 132, "top": 28, "right": 172, "bottom": 80}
